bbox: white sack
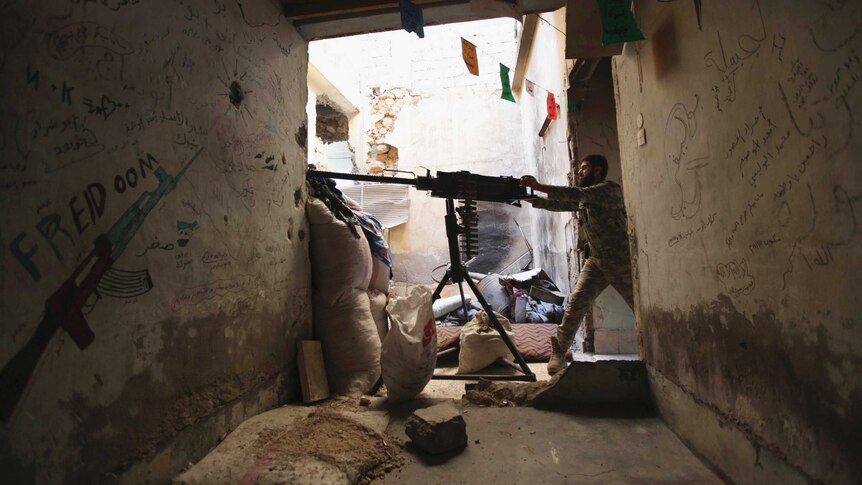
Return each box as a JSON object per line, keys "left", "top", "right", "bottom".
{"left": 458, "top": 310, "right": 515, "bottom": 374}
{"left": 381, "top": 286, "right": 437, "bottom": 400}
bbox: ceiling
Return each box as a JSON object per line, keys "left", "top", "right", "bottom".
{"left": 281, "top": 0, "right": 566, "bottom": 40}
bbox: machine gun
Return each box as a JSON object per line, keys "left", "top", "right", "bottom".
{"left": 0, "top": 148, "right": 204, "bottom": 422}
{"left": 308, "top": 169, "right": 534, "bottom": 261}
{"left": 307, "top": 168, "right": 537, "bottom": 383}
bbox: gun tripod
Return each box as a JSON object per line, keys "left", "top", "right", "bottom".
{"left": 431, "top": 198, "right": 536, "bottom": 382}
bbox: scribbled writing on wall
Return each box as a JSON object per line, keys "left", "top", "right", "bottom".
{"left": 716, "top": 258, "right": 756, "bottom": 297}
{"left": 667, "top": 212, "right": 717, "bottom": 247}
{"left": 663, "top": 94, "right": 709, "bottom": 220}
{"left": 170, "top": 273, "right": 260, "bottom": 311}
{"left": 704, "top": 0, "right": 767, "bottom": 111}
{"left": 725, "top": 105, "right": 789, "bottom": 188}
{"left": 46, "top": 22, "right": 134, "bottom": 82}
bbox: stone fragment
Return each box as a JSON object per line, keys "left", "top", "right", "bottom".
{"left": 404, "top": 401, "right": 467, "bottom": 454}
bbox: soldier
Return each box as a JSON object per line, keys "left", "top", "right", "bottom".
{"left": 520, "top": 154, "right": 634, "bottom": 375}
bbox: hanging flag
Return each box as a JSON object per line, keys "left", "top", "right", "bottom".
{"left": 499, "top": 63, "right": 515, "bottom": 102}
{"left": 596, "top": 0, "right": 645, "bottom": 46}
{"left": 470, "top": 0, "right": 522, "bottom": 21}
{"left": 399, "top": 0, "right": 425, "bottom": 38}
{"left": 461, "top": 38, "right": 479, "bottom": 76}
{"left": 525, "top": 79, "right": 535, "bottom": 95}
{"left": 547, "top": 92, "right": 558, "bottom": 120}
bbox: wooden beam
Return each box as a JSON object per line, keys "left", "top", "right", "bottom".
{"left": 283, "top": 0, "right": 466, "bottom": 21}
{"left": 512, "top": 14, "right": 539, "bottom": 93}
{"left": 295, "top": 0, "right": 565, "bottom": 40}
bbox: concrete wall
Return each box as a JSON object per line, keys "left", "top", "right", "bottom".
{"left": 312, "top": 20, "right": 544, "bottom": 285}
{"left": 518, "top": 9, "right": 574, "bottom": 291}
{"left": 613, "top": 1, "right": 861, "bottom": 482}
{"left": 0, "top": 1, "right": 310, "bottom": 483}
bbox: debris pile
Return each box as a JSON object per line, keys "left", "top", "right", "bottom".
{"left": 463, "top": 377, "right": 556, "bottom": 407}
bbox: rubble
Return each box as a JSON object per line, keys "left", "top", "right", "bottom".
{"left": 404, "top": 401, "right": 468, "bottom": 455}
{"left": 463, "top": 377, "right": 557, "bottom": 407}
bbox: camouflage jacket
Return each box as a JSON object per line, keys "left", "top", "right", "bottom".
{"left": 530, "top": 180, "right": 630, "bottom": 256}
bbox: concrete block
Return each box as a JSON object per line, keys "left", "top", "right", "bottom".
{"left": 619, "top": 330, "right": 638, "bottom": 354}
{"left": 405, "top": 401, "right": 467, "bottom": 454}
{"left": 533, "top": 360, "right": 651, "bottom": 406}
{"left": 594, "top": 329, "right": 620, "bottom": 354}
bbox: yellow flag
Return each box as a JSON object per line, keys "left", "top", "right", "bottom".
{"left": 461, "top": 38, "right": 479, "bottom": 76}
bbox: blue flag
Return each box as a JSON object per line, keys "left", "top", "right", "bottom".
{"left": 400, "top": 0, "right": 425, "bottom": 38}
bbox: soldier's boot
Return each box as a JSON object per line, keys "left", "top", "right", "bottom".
{"left": 547, "top": 336, "right": 567, "bottom": 375}
{"left": 548, "top": 327, "right": 577, "bottom": 375}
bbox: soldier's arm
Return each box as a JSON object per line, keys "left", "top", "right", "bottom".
{"left": 544, "top": 182, "right": 616, "bottom": 204}
{"left": 526, "top": 197, "right": 579, "bottom": 211}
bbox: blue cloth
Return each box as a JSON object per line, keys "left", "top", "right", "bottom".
{"left": 353, "top": 210, "right": 393, "bottom": 271}
{"left": 399, "top": 0, "right": 425, "bottom": 38}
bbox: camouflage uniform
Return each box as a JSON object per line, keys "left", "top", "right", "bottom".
{"left": 530, "top": 180, "right": 633, "bottom": 350}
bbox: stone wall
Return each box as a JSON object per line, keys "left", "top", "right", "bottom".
{"left": 0, "top": 1, "right": 310, "bottom": 483}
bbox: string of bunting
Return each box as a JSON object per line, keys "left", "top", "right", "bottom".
{"left": 453, "top": 25, "right": 564, "bottom": 110}
{"left": 398, "top": 0, "right": 570, "bottom": 117}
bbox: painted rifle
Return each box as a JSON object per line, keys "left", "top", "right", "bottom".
{"left": 0, "top": 148, "right": 203, "bottom": 422}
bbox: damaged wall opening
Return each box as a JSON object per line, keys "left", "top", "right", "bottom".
{"left": 305, "top": 14, "right": 590, "bottom": 351}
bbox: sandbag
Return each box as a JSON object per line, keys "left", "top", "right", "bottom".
{"left": 458, "top": 310, "right": 515, "bottom": 374}
{"left": 368, "top": 289, "right": 389, "bottom": 342}
{"left": 381, "top": 286, "right": 436, "bottom": 400}
{"left": 307, "top": 196, "right": 375, "bottom": 302}
{"left": 315, "top": 288, "right": 381, "bottom": 396}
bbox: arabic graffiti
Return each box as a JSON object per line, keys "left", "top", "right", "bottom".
{"left": 663, "top": 94, "right": 709, "bottom": 220}
{"left": 704, "top": 0, "right": 767, "bottom": 111}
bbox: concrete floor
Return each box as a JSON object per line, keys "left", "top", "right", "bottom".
{"left": 179, "top": 354, "right": 721, "bottom": 484}
{"left": 372, "top": 355, "right": 721, "bottom": 484}
{"left": 377, "top": 403, "right": 721, "bottom": 484}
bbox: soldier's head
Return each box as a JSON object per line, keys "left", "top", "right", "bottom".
{"left": 578, "top": 154, "right": 608, "bottom": 187}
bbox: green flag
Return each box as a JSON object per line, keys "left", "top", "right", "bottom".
{"left": 499, "top": 63, "right": 515, "bottom": 102}
{"left": 597, "top": 0, "right": 645, "bottom": 46}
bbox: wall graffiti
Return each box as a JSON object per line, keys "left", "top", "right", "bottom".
{"left": 0, "top": 0, "right": 311, "bottom": 481}
{"left": 663, "top": 94, "right": 709, "bottom": 220}
{"left": 8, "top": 153, "right": 166, "bottom": 281}
{"left": 0, "top": 148, "right": 203, "bottom": 421}
{"left": 703, "top": 0, "right": 767, "bottom": 112}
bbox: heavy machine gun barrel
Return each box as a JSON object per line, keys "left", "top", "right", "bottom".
{"left": 306, "top": 169, "right": 533, "bottom": 205}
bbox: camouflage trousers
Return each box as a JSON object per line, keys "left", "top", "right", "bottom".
{"left": 557, "top": 250, "right": 635, "bottom": 350}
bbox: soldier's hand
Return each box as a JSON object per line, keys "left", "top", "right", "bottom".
{"left": 520, "top": 175, "right": 539, "bottom": 189}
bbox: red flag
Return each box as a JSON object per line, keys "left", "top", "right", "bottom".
{"left": 547, "top": 92, "right": 558, "bottom": 120}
